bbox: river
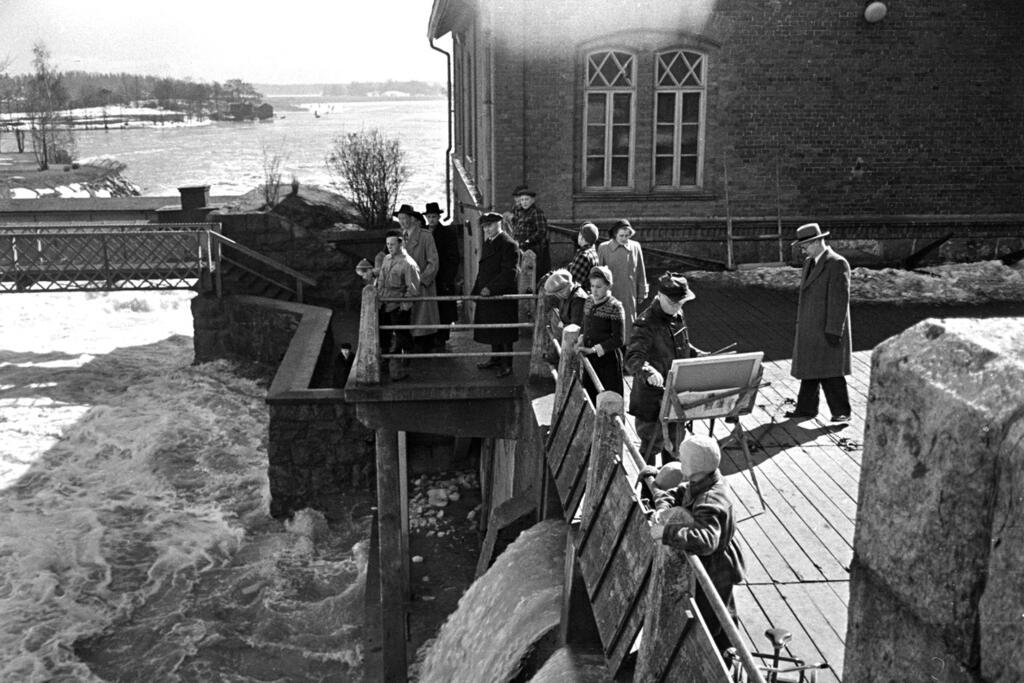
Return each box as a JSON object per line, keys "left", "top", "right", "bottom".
{"left": 0, "top": 100, "right": 448, "bottom": 682}
{"left": 74, "top": 98, "right": 448, "bottom": 205}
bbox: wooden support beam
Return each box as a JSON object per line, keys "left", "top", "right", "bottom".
{"left": 375, "top": 428, "right": 407, "bottom": 682}
{"left": 579, "top": 391, "right": 624, "bottom": 534}
{"left": 398, "top": 430, "right": 410, "bottom": 601}
{"left": 479, "top": 437, "right": 495, "bottom": 532}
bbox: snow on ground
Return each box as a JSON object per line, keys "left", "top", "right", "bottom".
{"left": 688, "top": 259, "right": 1024, "bottom": 304}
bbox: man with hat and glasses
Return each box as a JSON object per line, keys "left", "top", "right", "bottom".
{"left": 394, "top": 204, "right": 441, "bottom": 353}
{"left": 625, "top": 272, "right": 707, "bottom": 463}
{"left": 786, "top": 223, "right": 852, "bottom": 423}
{"left": 425, "top": 201, "right": 460, "bottom": 350}
{"left": 506, "top": 184, "right": 550, "bottom": 278}
{"left": 473, "top": 212, "right": 521, "bottom": 378}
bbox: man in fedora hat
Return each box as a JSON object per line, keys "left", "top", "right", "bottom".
{"left": 786, "top": 223, "right": 852, "bottom": 422}
{"left": 425, "top": 201, "right": 460, "bottom": 349}
{"left": 394, "top": 204, "right": 441, "bottom": 353}
{"left": 472, "top": 212, "right": 521, "bottom": 378}
{"left": 506, "top": 184, "right": 549, "bottom": 277}
{"left": 625, "top": 272, "right": 707, "bottom": 463}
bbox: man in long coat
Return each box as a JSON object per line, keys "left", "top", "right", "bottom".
{"left": 786, "top": 223, "right": 853, "bottom": 422}
{"left": 425, "top": 201, "right": 460, "bottom": 350}
{"left": 394, "top": 204, "right": 441, "bottom": 352}
{"left": 472, "top": 212, "right": 520, "bottom": 377}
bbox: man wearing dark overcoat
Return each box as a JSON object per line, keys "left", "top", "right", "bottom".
{"left": 624, "top": 272, "right": 706, "bottom": 463}
{"left": 425, "top": 201, "right": 460, "bottom": 350}
{"left": 472, "top": 212, "right": 521, "bottom": 378}
{"left": 785, "top": 223, "right": 853, "bottom": 422}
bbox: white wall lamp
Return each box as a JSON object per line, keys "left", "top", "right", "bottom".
{"left": 864, "top": 1, "right": 887, "bottom": 23}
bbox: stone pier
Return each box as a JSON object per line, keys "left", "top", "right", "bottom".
{"left": 845, "top": 318, "right": 1024, "bottom": 682}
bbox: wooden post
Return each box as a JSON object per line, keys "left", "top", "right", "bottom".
{"left": 579, "top": 391, "right": 623, "bottom": 532}
{"left": 518, "top": 249, "right": 537, "bottom": 321}
{"left": 552, "top": 324, "right": 581, "bottom": 421}
{"left": 375, "top": 428, "right": 407, "bottom": 682}
{"left": 479, "top": 437, "right": 495, "bottom": 532}
{"left": 354, "top": 284, "right": 381, "bottom": 384}
{"left": 398, "top": 430, "right": 410, "bottom": 600}
{"left": 529, "top": 293, "right": 549, "bottom": 381}
{"left": 636, "top": 544, "right": 696, "bottom": 681}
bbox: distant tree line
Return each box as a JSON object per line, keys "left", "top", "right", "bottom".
{"left": 321, "top": 80, "right": 445, "bottom": 97}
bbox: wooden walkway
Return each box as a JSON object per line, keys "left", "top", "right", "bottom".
{"left": 620, "top": 350, "right": 868, "bottom": 683}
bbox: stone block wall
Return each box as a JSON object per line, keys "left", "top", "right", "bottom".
{"left": 268, "top": 401, "right": 374, "bottom": 519}
{"left": 191, "top": 293, "right": 300, "bottom": 365}
{"left": 845, "top": 317, "right": 1024, "bottom": 682}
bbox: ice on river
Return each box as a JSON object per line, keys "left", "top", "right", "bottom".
{"left": 0, "top": 291, "right": 368, "bottom": 681}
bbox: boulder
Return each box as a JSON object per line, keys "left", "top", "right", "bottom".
{"left": 846, "top": 317, "right": 1024, "bottom": 681}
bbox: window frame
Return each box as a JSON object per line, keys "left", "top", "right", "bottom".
{"left": 652, "top": 49, "right": 708, "bottom": 189}
{"left": 582, "top": 49, "right": 638, "bottom": 191}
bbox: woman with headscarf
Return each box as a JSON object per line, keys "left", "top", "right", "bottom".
{"left": 576, "top": 265, "right": 625, "bottom": 402}
{"left": 597, "top": 219, "right": 648, "bottom": 341}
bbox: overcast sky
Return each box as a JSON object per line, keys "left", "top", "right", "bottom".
{"left": 0, "top": 0, "right": 449, "bottom": 84}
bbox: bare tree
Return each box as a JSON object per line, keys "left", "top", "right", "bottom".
{"left": 0, "top": 55, "right": 11, "bottom": 152}
{"left": 25, "top": 43, "right": 74, "bottom": 170}
{"left": 260, "top": 140, "right": 287, "bottom": 208}
{"left": 326, "top": 129, "right": 409, "bottom": 229}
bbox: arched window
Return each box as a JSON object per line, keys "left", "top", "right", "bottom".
{"left": 654, "top": 49, "right": 706, "bottom": 188}
{"left": 584, "top": 50, "right": 636, "bottom": 189}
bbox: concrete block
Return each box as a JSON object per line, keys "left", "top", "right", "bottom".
{"left": 847, "top": 317, "right": 1024, "bottom": 679}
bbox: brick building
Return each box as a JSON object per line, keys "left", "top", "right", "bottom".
{"left": 428, "top": 0, "right": 1024, "bottom": 269}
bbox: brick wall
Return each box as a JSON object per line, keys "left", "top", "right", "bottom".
{"left": 452, "top": 0, "right": 1024, "bottom": 233}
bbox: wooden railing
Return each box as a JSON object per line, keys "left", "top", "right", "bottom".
{"left": 351, "top": 285, "right": 542, "bottom": 384}
{"left": 208, "top": 231, "right": 317, "bottom": 303}
{"left": 543, "top": 297, "right": 766, "bottom": 682}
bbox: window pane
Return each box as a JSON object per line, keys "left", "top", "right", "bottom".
{"left": 682, "top": 92, "right": 701, "bottom": 123}
{"left": 611, "top": 157, "right": 629, "bottom": 186}
{"left": 656, "top": 125, "right": 674, "bottom": 155}
{"left": 656, "top": 93, "right": 675, "bottom": 123}
{"left": 587, "top": 94, "right": 606, "bottom": 124}
{"left": 655, "top": 157, "right": 674, "bottom": 186}
{"left": 587, "top": 158, "right": 605, "bottom": 187}
{"left": 679, "top": 124, "right": 698, "bottom": 155}
{"left": 680, "top": 157, "right": 697, "bottom": 186}
{"left": 587, "top": 126, "right": 606, "bottom": 155}
{"left": 613, "top": 94, "right": 631, "bottom": 124}
{"left": 612, "top": 125, "right": 630, "bottom": 155}
{"left": 683, "top": 52, "right": 704, "bottom": 85}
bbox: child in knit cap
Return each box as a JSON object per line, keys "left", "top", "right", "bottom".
{"left": 646, "top": 434, "right": 745, "bottom": 652}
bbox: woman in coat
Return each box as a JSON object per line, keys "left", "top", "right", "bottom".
{"left": 597, "top": 219, "right": 648, "bottom": 341}
{"left": 395, "top": 205, "right": 441, "bottom": 351}
{"left": 472, "top": 212, "right": 521, "bottom": 377}
{"left": 576, "top": 265, "right": 624, "bottom": 402}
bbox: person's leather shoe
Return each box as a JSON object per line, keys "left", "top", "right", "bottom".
{"left": 831, "top": 414, "right": 850, "bottom": 423}
{"left": 496, "top": 366, "right": 513, "bottom": 378}
{"left": 477, "top": 359, "right": 499, "bottom": 369}
{"left": 784, "top": 410, "right": 816, "bottom": 419}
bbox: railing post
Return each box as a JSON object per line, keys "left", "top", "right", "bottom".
{"left": 552, "top": 324, "right": 581, "bottom": 419}
{"left": 528, "top": 293, "right": 549, "bottom": 381}
{"left": 579, "top": 391, "right": 623, "bottom": 532}
{"left": 518, "top": 249, "right": 537, "bottom": 321}
{"left": 636, "top": 537, "right": 697, "bottom": 681}
{"left": 353, "top": 284, "right": 381, "bottom": 384}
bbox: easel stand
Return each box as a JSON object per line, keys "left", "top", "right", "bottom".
{"left": 658, "top": 364, "right": 768, "bottom": 513}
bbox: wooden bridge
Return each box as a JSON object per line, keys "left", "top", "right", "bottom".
{"left": 347, "top": 279, "right": 861, "bottom": 682}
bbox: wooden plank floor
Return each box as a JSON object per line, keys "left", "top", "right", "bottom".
{"left": 622, "top": 350, "right": 871, "bottom": 683}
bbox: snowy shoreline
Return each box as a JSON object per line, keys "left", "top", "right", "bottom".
{"left": 688, "top": 260, "right": 1024, "bottom": 305}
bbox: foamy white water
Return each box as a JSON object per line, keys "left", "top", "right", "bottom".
{"left": 0, "top": 292, "right": 369, "bottom": 681}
